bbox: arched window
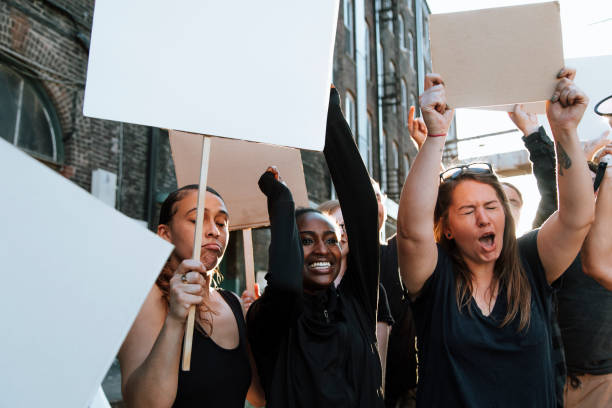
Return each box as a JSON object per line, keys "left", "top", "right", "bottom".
{"left": 389, "top": 61, "right": 397, "bottom": 113}
{"left": 365, "top": 21, "right": 372, "bottom": 80}
{"left": 398, "top": 14, "right": 406, "bottom": 50}
{"left": 407, "top": 0, "right": 413, "bottom": 14}
{"left": 407, "top": 31, "right": 415, "bottom": 70}
{"left": 345, "top": 91, "right": 357, "bottom": 135}
{"left": 0, "top": 63, "right": 63, "bottom": 164}
{"left": 381, "top": 129, "right": 388, "bottom": 191}
{"left": 392, "top": 140, "right": 399, "bottom": 169}
{"left": 344, "top": 0, "right": 355, "bottom": 58}
{"left": 403, "top": 154, "right": 411, "bottom": 178}
{"left": 410, "top": 93, "right": 417, "bottom": 110}
{"left": 423, "top": 12, "right": 430, "bottom": 54}
{"left": 401, "top": 78, "right": 408, "bottom": 127}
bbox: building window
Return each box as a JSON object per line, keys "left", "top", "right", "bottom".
{"left": 403, "top": 154, "right": 411, "bottom": 178}
{"left": 389, "top": 61, "right": 397, "bottom": 113}
{"left": 398, "top": 14, "right": 406, "bottom": 50}
{"left": 366, "top": 113, "right": 374, "bottom": 173}
{"left": 381, "top": 129, "right": 388, "bottom": 191}
{"left": 423, "top": 12, "right": 430, "bottom": 54}
{"left": 407, "top": 0, "right": 413, "bottom": 14}
{"left": 0, "top": 63, "right": 63, "bottom": 164}
{"left": 408, "top": 31, "right": 415, "bottom": 70}
{"left": 410, "top": 93, "right": 417, "bottom": 110}
{"left": 344, "top": 0, "right": 355, "bottom": 58}
{"left": 365, "top": 22, "right": 372, "bottom": 80}
{"left": 345, "top": 91, "right": 357, "bottom": 135}
{"left": 401, "top": 79, "right": 408, "bottom": 127}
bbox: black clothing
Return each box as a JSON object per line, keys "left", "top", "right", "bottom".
{"left": 524, "top": 127, "right": 612, "bottom": 376}
{"left": 522, "top": 126, "right": 557, "bottom": 229}
{"left": 173, "top": 289, "right": 251, "bottom": 408}
{"left": 412, "top": 231, "right": 557, "bottom": 407}
{"left": 380, "top": 235, "right": 417, "bottom": 406}
{"left": 247, "top": 88, "right": 384, "bottom": 408}
{"left": 556, "top": 256, "right": 612, "bottom": 374}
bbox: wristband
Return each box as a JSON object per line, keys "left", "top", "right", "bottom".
{"left": 428, "top": 133, "right": 447, "bottom": 137}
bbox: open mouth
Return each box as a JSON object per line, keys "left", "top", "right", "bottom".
{"left": 478, "top": 232, "right": 496, "bottom": 251}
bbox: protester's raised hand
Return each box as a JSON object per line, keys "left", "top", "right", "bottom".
{"left": 594, "top": 143, "right": 612, "bottom": 165}
{"left": 547, "top": 68, "right": 588, "bottom": 133}
{"left": 420, "top": 74, "right": 454, "bottom": 136}
{"left": 408, "top": 106, "right": 428, "bottom": 149}
{"left": 582, "top": 130, "right": 611, "bottom": 161}
{"left": 167, "top": 259, "right": 208, "bottom": 323}
{"left": 240, "top": 283, "right": 260, "bottom": 313}
{"left": 508, "top": 104, "right": 539, "bottom": 136}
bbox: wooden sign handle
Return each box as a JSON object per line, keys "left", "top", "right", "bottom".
{"left": 182, "top": 135, "right": 212, "bottom": 371}
{"left": 243, "top": 228, "right": 255, "bottom": 295}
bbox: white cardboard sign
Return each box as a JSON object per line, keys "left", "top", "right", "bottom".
{"left": 430, "top": 2, "right": 564, "bottom": 113}
{"left": 83, "top": 0, "right": 340, "bottom": 151}
{"left": 0, "top": 139, "right": 173, "bottom": 407}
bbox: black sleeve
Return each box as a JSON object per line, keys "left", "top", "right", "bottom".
{"left": 246, "top": 172, "right": 304, "bottom": 381}
{"left": 323, "top": 87, "right": 380, "bottom": 326}
{"left": 257, "top": 171, "right": 303, "bottom": 294}
{"left": 377, "top": 283, "right": 394, "bottom": 325}
{"left": 522, "top": 126, "right": 558, "bottom": 229}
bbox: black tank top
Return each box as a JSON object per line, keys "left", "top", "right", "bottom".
{"left": 173, "top": 289, "right": 251, "bottom": 408}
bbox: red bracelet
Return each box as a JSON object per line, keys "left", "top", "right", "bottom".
{"left": 428, "top": 133, "right": 447, "bottom": 137}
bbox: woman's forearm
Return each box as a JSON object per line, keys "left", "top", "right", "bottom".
{"left": 397, "top": 135, "right": 445, "bottom": 244}
{"left": 123, "top": 318, "right": 184, "bottom": 408}
{"left": 552, "top": 128, "right": 595, "bottom": 230}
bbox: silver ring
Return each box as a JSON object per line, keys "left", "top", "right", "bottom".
{"left": 181, "top": 274, "right": 188, "bottom": 283}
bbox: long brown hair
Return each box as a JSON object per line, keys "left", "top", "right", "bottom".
{"left": 434, "top": 172, "right": 532, "bottom": 331}
{"left": 156, "top": 184, "right": 225, "bottom": 334}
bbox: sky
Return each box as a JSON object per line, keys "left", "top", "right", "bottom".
{"left": 425, "top": 0, "right": 612, "bottom": 234}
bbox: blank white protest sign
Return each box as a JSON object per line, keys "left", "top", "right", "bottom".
{"left": 83, "top": 0, "right": 340, "bottom": 151}
{"left": 0, "top": 139, "right": 173, "bottom": 407}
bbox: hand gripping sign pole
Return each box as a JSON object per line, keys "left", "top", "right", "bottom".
{"left": 182, "top": 135, "right": 212, "bottom": 371}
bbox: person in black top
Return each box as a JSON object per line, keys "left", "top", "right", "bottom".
{"left": 396, "top": 71, "right": 595, "bottom": 407}
{"left": 118, "top": 186, "right": 264, "bottom": 408}
{"left": 509, "top": 100, "right": 612, "bottom": 407}
{"left": 247, "top": 86, "right": 384, "bottom": 408}
{"left": 317, "top": 199, "right": 395, "bottom": 384}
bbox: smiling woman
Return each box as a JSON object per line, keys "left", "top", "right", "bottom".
{"left": 246, "top": 87, "right": 385, "bottom": 407}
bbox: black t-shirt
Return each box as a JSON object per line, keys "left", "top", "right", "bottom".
{"left": 556, "top": 255, "right": 612, "bottom": 374}
{"left": 411, "top": 230, "right": 556, "bottom": 407}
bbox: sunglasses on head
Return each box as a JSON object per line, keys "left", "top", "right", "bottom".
{"left": 439, "top": 162, "right": 494, "bottom": 183}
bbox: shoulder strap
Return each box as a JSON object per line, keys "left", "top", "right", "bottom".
{"left": 218, "top": 289, "right": 248, "bottom": 340}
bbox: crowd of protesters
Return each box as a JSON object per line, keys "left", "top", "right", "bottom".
{"left": 116, "top": 68, "right": 612, "bottom": 407}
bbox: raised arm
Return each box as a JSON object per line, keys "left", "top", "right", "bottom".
{"left": 257, "top": 168, "right": 303, "bottom": 294}
{"left": 509, "top": 104, "right": 558, "bottom": 228}
{"left": 323, "top": 86, "right": 380, "bottom": 319}
{"left": 582, "top": 146, "right": 612, "bottom": 291}
{"left": 537, "top": 69, "right": 595, "bottom": 283}
{"left": 397, "top": 74, "right": 454, "bottom": 296}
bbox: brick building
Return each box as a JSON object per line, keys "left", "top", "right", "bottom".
{"left": 0, "top": 0, "right": 439, "bottom": 405}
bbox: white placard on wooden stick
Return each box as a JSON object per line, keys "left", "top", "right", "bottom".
{"left": 84, "top": 0, "right": 339, "bottom": 151}
{"left": 0, "top": 139, "right": 173, "bottom": 408}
